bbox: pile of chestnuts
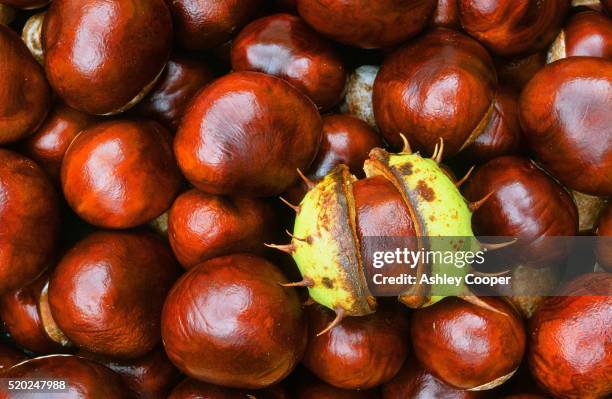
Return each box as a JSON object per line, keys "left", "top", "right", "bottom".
{"left": 0, "top": 0, "right": 610, "bottom": 398}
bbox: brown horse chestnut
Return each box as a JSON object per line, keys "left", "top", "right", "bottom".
{"left": 297, "top": 378, "right": 380, "bottom": 399}
{"left": 232, "top": 13, "right": 346, "bottom": 110}
{"left": 382, "top": 359, "right": 486, "bottom": 399}
{"left": 373, "top": 28, "right": 497, "bottom": 155}
{"left": 168, "top": 189, "right": 276, "bottom": 268}
{"left": 548, "top": 10, "right": 612, "bottom": 62}
{"left": 519, "top": 57, "right": 612, "bottom": 196}
{"left": 48, "top": 230, "right": 181, "bottom": 359}
{"left": 162, "top": 254, "right": 307, "bottom": 389}
{"left": 0, "top": 0, "right": 48, "bottom": 9}
{"left": 0, "top": 5, "right": 15, "bottom": 25}
{"left": 21, "top": 103, "right": 96, "bottom": 181}
{"left": 80, "top": 348, "right": 181, "bottom": 399}
{"left": 463, "top": 156, "right": 578, "bottom": 268}
{"left": 529, "top": 272, "right": 612, "bottom": 399}
{"left": 432, "top": 0, "right": 460, "bottom": 28}
{"left": 43, "top": 0, "right": 173, "bottom": 115}
{"left": 411, "top": 297, "right": 526, "bottom": 390}
{"left": 0, "top": 273, "right": 62, "bottom": 354}
{"left": 303, "top": 304, "right": 410, "bottom": 390}
{"left": 175, "top": 71, "right": 322, "bottom": 197}
{"left": 0, "top": 25, "right": 50, "bottom": 144}
{"left": 136, "top": 54, "right": 216, "bottom": 131}
{"left": 596, "top": 204, "right": 612, "bottom": 271}
{"left": 61, "top": 119, "right": 182, "bottom": 229}
{"left": 296, "top": 0, "right": 436, "bottom": 49}
{"left": 341, "top": 65, "right": 379, "bottom": 128}
{"left": 0, "top": 150, "right": 60, "bottom": 294}
{"left": 21, "top": 12, "right": 45, "bottom": 64}
{"left": 0, "top": 355, "right": 131, "bottom": 398}
{"left": 167, "top": 0, "right": 261, "bottom": 51}
{"left": 0, "top": 344, "right": 26, "bottom": 376}
{"left": 495, "top": 52, "right": 546, "bottom": 91}
{"left": 458, "top": 0, "right": 569, "bottom": 57}
{"left": 168, "top": 378, "right": 288, "bottom": 399}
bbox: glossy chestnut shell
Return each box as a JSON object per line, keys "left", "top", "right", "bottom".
{"left": 43, "top": 0, "right": 173, "bottom": 115}
{"left": 519, "top": 56, "right": 612, "bottom": 196}
{"left": 373, "top": 28, "right": 497, "bottom": 155}
{"left": 495, "top": 52, "right": 546, "bottom": 91}
{"left": 0, "top": 150, "right": 60, "bottom": 294}
{"left": 21, "top": 103, "right": 96, "bottom": 181}
{"left": 0, "top": 344, "right": 27, "bottom": 376}
{"left": 528, "top": 272, "right": 612, "bottom": 399}
{"left": 0, "top": 273, "right": 62, "bottom": 354}
{"left": 168, "top": 378, "right": 288, "bottom": 399}
{"left": 303, "top": 304, "right": 410, "bottom": 390}
{"left": 136, "top": 54, "right": 215, "bottom": 131}
{"left": 548, "top": 10, "right": 612, "bottom": 61}
{"left": 596, "top": 204, "right": 612, "bottom": 271}
{"left": 161, "top": 254, "right": 307, "bottom": 389}
{"left": 0, "top": 355, "right": 131, "bottom": 398}
{"left": 48, "top": 231, "right": 181, "bottom": 359}
{"left": 0, "top": 0, "right": 48, "bottom": 9}
{"left": 297, "top": 378, "right": 380, "bottom": 399}
{"left": 382, "top": 359, "right": 486, "bottom": 399}
{"left": 0, "top": 24, "right": 50, "bottom": 144}
{"left": 458, "top": 0, "right": 569, "bottom": 57}
{"left": 296, "top": 0, "right": 436, "bottom": 49}
{"left": 231, "top": 13, "right": 346, "bottom": 110}
{"left": 174, "top": 71, "right": 322, "bottom": 197}
{"left": 168, "top": 189, "right": 276, "bottom": 268}
{"left": 463, "top": 156, "right": 578, "bottom": 268}
{"left": 167, "top": 0, "right": 261, "bottom": 51}
{"left": 61, "top": 119, "right": 182, "bottom": 229}
{"left": 432, "top": 0, "right": 460, "bottom": 28}
{"left": 80, "top": 348, "right": 181, "bottom": 399}
{"left": 411, "top": 297, "right": 526, "bottom": 390}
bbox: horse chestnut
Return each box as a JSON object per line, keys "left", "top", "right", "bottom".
{"left": 596, "top": 204, "right": 612, "bottom": 271}
{"left": 382, "top": 359, "right": 486, "bottom": 399}
{"left": 297, "top": 377, "right": 380, "bottom": 399}
{"left": 21, "top": 103, "right": 96, "bottom": 181}
{"left": 0, "top": 150, "right": 60, "bottom": 294}
{"left": 341, "top": 65, "right": 379, "bottom": 128}
{"left": 0, "top": 273, "right": 62, "bottom": 354}
{"left": 168, "top": 189, "right": 276, "bottom": 268}
{"left": 175, "top": 71, "right": 322, "bottom": 197}
{"left": 0, "top": 355, "right": 131, "bottom": 398}
{"left": 48, "top": 231, "right": 181, "bottom": 359}
{"left": 529, "top": 272, "right": 612, "bottom": 398}
{"left": 0, "top": 0, "right": 47, "bottom": 9}
{"left": 463, "top": 156, "right": 578, "bottom": 268}
{"left": 432, "top": 0, "right": 460, "bottom": 28}
{"left": 231, "top": 13, "right": 347, "bottom": 110}
{"left": 161, "top": 254, "right": 307, "bottom": 389}
{"left": 520, "top": 56, "right": 612, "bottom": 196}
{"left": 0, "top": 25, "right": 50, "bottom": 144}
{"left": 61, "top": 119, "right": 182, "bottom": 229}
{"left": 296, "top": 0, "right": 436, "bottom": 49}
{"left": 0, "top": 5, "right": 15, "bottom": 25}
{"left": 458, "top": 0, "right": 569, "bottom": 57}
{"left": 0, "top": 344, "right": 26, "bottom": 376}
{"left": 303, "top": 304, "right": 410, "bottom": 390}
{"left": 548, "top": 10, "right": 612, "bottom": 62}
{"left": 411, "top": 297, "right": 526, "bottom": 390}
{"left": 43, "top": 0, "right": 173, "bottom": 115}
{"left": 168, "top": 378, "right": 288, "bottom": 399}
{"left": 167, "top": 0, "right": 261, "bottom": 51}
{"left": 373, "top": 28, "right": 497, "bottom": 155}
{"left": 21, "top": 12, "right": 44, "bottom": 64}
{"left": 495, "top": 52, "right": 547, "bottom": 91}
{"left": 136, "top": 54, "right": 216, "bottom": 131}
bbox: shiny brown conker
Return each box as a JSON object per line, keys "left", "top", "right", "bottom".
{"left": 596, "top": 204, "right": 612, "bottom": 271}
{"left": 48, "top": 230, "right": 181, "bottom": 359}
{"left": 432, "top": 0, "right": 460, "bottom": 28}
{"left": 495, "top": 52, "right": 546, "bottom": 91}
{"left": 0, "top": 150, "right": 60, "bottom": 295}
{"left": 296, "top": 0, "right": 436, "bottom": 49}
{"left": 463, "top": 156, "right": 578, "bottom": 268}
{"left": 303, "top": 304, "right": 410, "bottom": 390}
{"left": 43, "top": 0, "right": 173, "bottom": 115}
{"left": 519, "top": 56, "right": 612, "bottom": 196}
{"left": 161, "top": 254, "right": 307, "bottom": 389}
{"left": 411, "top": 297, "right": 526, "bottom": 390}
{"left": 548, "top": 10, "right": 612, "bottom": 62}
{"left": 0, "top": 0, "right": 48, "bottom": 9}
{"left": 168, "top": 378, "right": 288, "bottom": 399}
{"left": 0, "top": 24, "right": 50, "bottom": 144}
{"left": 167, "top": 0, "right": 261, "bottom": 51}
{"left": 231, "top": 13, "right": 347, "bottom": 110}
{"left": 61, "top": 119, "right": 182, "bottom": 229}
{"left": 528, "top": 272, "right": 612, "bottom": 399}
{"left": 458, "top": 0, "right": 569, "bottom": 57}
{"left": 0, "top": 344, "right": 26, "bottom": 376}
{"left": 21, "top": 103, "right": 96, "bottom": 181}
{"left": 373, "top": 28, "right": 497, "bottom": 156}
{"left": 174, "top": 71, "right": 322, "bottom": 197}
{"left": 168, "top": 189, "right": 276, "bottom": 269}
{"left": 135, "top": 54, "right": 216, "bottom": 131}
{"left": 0, "top": 355, "right": 132, "bottom": 398}
{"left": 296, "top": 377, "right": 380, "bottom": 399}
